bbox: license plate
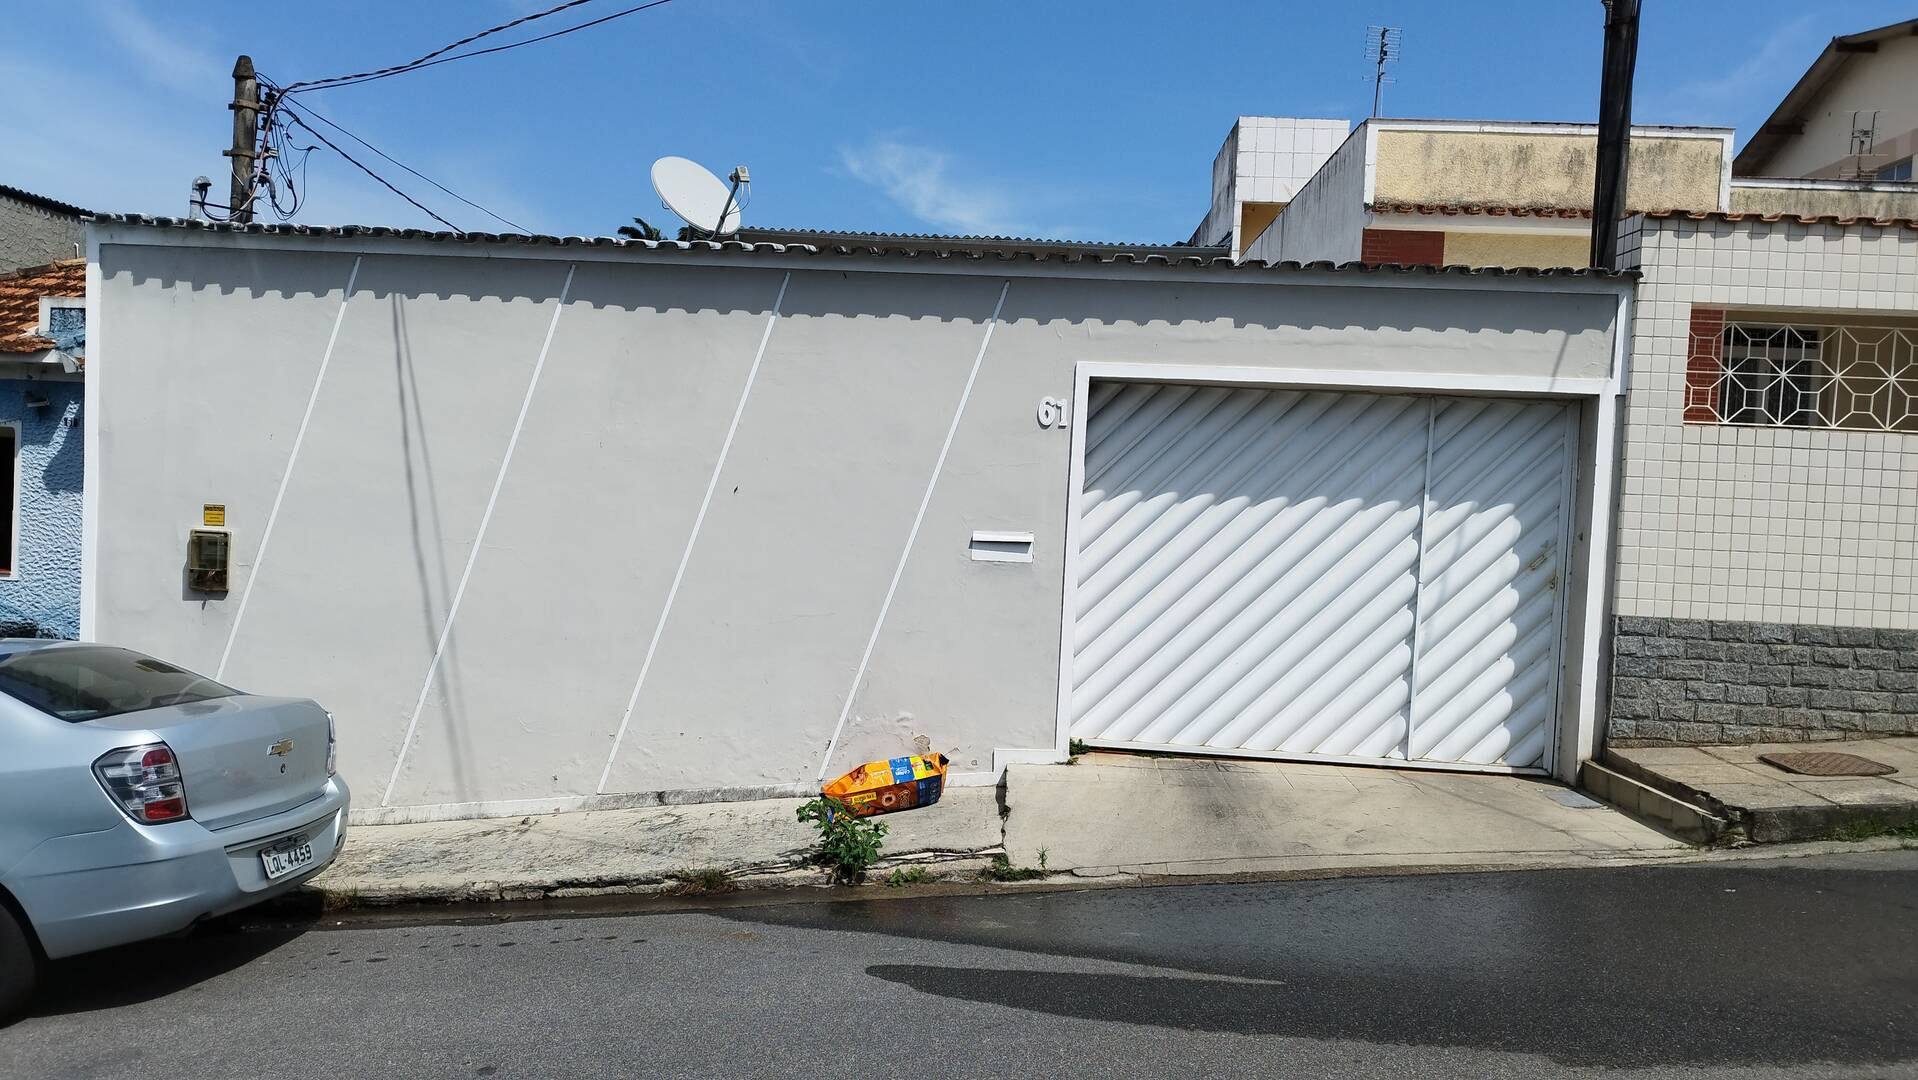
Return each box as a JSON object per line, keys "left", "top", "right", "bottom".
{"left": 260, "top": 836, "right": 315, "bottom": 880}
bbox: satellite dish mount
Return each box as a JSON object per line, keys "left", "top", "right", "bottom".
{"left": 651, "top": 156, "right": 749, "bottom": 239}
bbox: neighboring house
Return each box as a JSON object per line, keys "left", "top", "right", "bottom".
{"left": 1599, "top": 20, "right": 1918, "bottom": 748}
{"left": 0, "top": 259, "right": 85, "bottom": 639}
{"left": 1230, "top": 118, "right": 1735, "bottom": 268}
{"left": 84, "top": 218, "right": 1630, "bottom": 821}
{"left": 1, "top": 185, "right": 87, "bottom": 274}
{"left": 1607, "top": 209, "right": 1918, "bottom": 746}
{"left": 1187, "top": 117, "right": 1351, "bottom": 260}
{"left": 1213, "top": 16, "right": 1918, "bottom": 758}
{"left": 1734, "top": 17, "right": 1918, "bottom": 183}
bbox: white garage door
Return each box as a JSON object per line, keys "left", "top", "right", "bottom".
{"left": 1067, "top": 382, "right": 1575, "bottom": 772}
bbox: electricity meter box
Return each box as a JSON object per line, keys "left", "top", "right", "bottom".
{"left": 822, "top": 753, "right": 949, "bottom": 817}
{"left": 187, "top": 529, "right": 230, "bottom": 593}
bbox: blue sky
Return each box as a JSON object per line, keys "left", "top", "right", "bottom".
{"left": 5, "top": 1, "right": 1911, "bottom": 242}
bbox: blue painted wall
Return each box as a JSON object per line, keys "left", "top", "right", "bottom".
{"left": 0, "top": 379, "right": 82, "bottom": 638}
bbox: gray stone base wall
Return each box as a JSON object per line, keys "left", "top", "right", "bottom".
{"left": 1608, "top": 616, "right": 1918, "bottom": 746}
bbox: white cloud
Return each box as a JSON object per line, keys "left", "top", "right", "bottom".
{"left": 837, "top": 138, "right": 1020, "bottom": 235}
{"left": 1643, "top": 13, "right": 1819, "bottom": 123}
{"left": 91, "top": 0, "right": 223, "bottom": 98}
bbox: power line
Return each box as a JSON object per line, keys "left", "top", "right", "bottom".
{"left": 282, "top": 0, "right": 677, "bottom": 95}
{"left": 280, "top": 98, "right": 528, "bottom": 232}
{"left": 243, "top": 0, "right": 679, "bottom": 228}
{"left": 282, "top": 110, "right": 465, "bottom": 233}
{"left": 281, "top": 0, "right": 601, "bottom": 92}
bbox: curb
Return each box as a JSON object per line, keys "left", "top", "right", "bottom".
{"left": 244, "top": 836, "right": 1918, "bottom": 930}
{"left": 263, "top": 848, "right": 1004, "bottom": 915}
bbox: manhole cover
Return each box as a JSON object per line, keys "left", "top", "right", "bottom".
{"left": 1757, "top": 751, "right": 1897, "bottom": 777}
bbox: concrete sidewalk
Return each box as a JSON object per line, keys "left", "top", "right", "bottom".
{"left": 311, "top": 788, "right": 1005, "bottom": 904}
{"left": 1004, "top": 753, "right": 1686, "bottom": 877}
{"left": 1603, "top": 737, "right": 1918, "bottom": 843}
{"left": 304, "top": 752, "right": 1696, "bottom": 906}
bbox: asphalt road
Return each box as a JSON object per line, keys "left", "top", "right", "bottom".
{"left": 4, "top": 851, "right": 1916, "bottom": 1079}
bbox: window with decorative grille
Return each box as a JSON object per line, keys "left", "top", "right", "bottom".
{"left": 1688, "top": 315, "right": 1918, "bottom": 433}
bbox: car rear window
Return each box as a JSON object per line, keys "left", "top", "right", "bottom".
{"left": 0, "top": 646, "right": 237, "bottom": 722}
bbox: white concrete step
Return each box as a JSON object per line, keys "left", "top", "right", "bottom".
{"left": 1579, "top": 760, "right": 1726, "bottom": 845}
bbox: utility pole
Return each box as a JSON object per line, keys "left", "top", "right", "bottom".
{"left": 1590, "top": 0, "right": 1641, "bottom": 270}
{"left": 225, "top": 55, "right": 261, "bottom": 224}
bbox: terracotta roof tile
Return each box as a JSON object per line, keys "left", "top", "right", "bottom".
{"left": 1640, "top": 209, "right": 1918, "bottom": 230}
{"left": 0, "top": 258, "right": 84, "bottom": 354}
{"left": 1371, "top": 201, "right": 1594, "bottom": 220}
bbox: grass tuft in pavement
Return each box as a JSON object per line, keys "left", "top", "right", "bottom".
{"left": 984, "top": 850, "right": 1048, "bottom": 882}
{"left": 665, "top": 867, "right": 738, "bottom": 895}
{"left": 1831, "top": 818, "right": 1918, "bottom": 843}
{"left": 885, "top": 866, "right": 937, "bottom": 887}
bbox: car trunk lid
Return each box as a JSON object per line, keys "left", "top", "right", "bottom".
{"left": 86, "top": 696, "right": 331, "bottom": 830}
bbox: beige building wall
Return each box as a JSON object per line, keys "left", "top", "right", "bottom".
{"left": 1373, "top": 129, "right": 1726, "bottom": 212}
{"left": 1729, "top": 181, "right": 1918, "bottom": 220}
{"left": 1442, "top": 230, "right": 1591, "bottom": 269}
{"left": 1758, "top": 35, "right": 1918, "bottom": 179}
{"left": 1240, "top": 202, "right": 1284, "bottom": 251}
{"left": 1613, "top": 213, "right": 1918, "bottom": 628}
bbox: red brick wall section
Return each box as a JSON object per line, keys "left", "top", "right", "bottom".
{"left": 1360, "top": 228, "right": 1445, "bottom": 267}
{"left": 1685, "top": 307, "right": 1724, "bottom": 424}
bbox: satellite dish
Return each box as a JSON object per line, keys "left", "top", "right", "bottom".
{"left": 651, "top": 156, "right": 745, "bottom": 237}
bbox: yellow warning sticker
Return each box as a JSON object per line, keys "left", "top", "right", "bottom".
{"left": 203, "top": 504, "right": 226, "bottom": 527}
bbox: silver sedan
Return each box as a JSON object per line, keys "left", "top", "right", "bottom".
{"left": 0, "top": 642, "right": 349, "bottom": 1016}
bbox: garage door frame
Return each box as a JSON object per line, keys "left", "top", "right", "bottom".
{"left": 1053, "top": 361, "right": 1621, "bottom": 785}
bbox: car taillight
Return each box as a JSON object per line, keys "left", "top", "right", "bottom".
{"left": 93, "top": 743, "right": 190, "bottom": 823}
{"left": 324, "top": 711, "right": 337, "bottom": 777}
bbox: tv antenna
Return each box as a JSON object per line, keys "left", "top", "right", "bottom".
{"left": 1365, "top": 25, "right": 1402, "bottom": 118}
{"left": 1847, "top": 109, "right": 1882, "bottom": 179}
{"left": 650, "top": 156, "right": 748, "bottom": 239}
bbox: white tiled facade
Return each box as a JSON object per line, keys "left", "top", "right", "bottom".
{"left": 1231, "top": 117, "right": 1348, "bottom": 205}
{"left": 1196, "top": 117, "right": 1349, "bottom": 253}
{"left": 1615, "top": 213, "right": 1918, "bottom": 629}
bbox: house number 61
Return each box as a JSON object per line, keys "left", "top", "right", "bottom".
{"left": 1037, "top": 397, "right": 1071, "bottom": 429}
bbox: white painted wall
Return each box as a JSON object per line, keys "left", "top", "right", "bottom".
{"left": 1195, "top": 117, "right": 1350, "bottom": 255}
{"left": 90, "top": 226, "right": 1626, "bottom": 815}
{"left": 1241, "top": 126, "right": 1370, "bottom": 265}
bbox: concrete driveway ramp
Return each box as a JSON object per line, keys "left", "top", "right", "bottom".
{"left": 1002, "top": 753, "right": 1684, "bottom": 877}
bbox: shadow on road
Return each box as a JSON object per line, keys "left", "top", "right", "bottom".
{"left": 863, "top": 961, "right": 1887, "bottom": 1069}
{"left": 719, "top": 861, "right": 1918, "bottom": 1070}
{"left": 22, "top": 922, "right": 310, "bottom": 1022}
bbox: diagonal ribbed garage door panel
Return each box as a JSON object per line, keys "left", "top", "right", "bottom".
{"left": 1073, "top": 392, "right": 1425, "bottom": 724}
{"left": 1409, "top": 398, "right": 1572, "bottom": 768}
{"left": 1074, "top": 392, "right": 1414, "bottom": 678}
{"left": 1076, "top": 389, "right": 1345, "bottom": 628}
{"left": 1071, "top": 386, "right": 1427, "bottom": 754}
{"left": 1071, "top": 381, "right": 1575, "bottom": 773}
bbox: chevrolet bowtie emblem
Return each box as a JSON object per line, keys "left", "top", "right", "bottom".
{"left": 268, "top": 739, "right": 294, "bottom": 757}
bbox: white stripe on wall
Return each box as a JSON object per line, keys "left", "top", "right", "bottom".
{"left": 214, "top": 254, "right": 363, "bottom": 680}
{"left": 596, "top": 271, "right": 792, "bottom": 795}
{"left": 380, "top": 262, "right": 577, "bottom": 806}
{"left": 814, "top": 279, "right": 1011, "bottom": 781}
